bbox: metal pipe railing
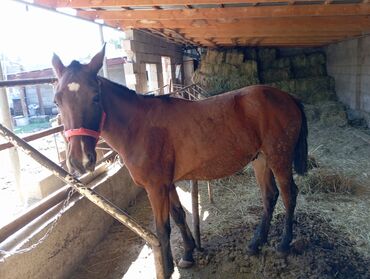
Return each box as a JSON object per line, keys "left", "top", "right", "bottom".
{"left": 0, "top": 78, "right": 57, "bottom": 88}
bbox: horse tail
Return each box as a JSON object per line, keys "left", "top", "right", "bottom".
{"left": 293, "top": 99, "right": 308, "bottom": 175}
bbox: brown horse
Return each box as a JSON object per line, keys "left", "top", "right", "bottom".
{"left": 52, "top": 47, "right": 307, "bottom": 278}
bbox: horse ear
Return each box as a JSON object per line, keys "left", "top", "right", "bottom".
{"left": 88, "top": 44, "right": 106, "bottom": 75}
{"left": 52, "top": 53, "right": 66, "bottom": 79}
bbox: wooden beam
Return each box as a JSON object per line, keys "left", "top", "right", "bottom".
{"left": 201, "top": 35, "right": 346, "bottom": 42}
{"left": 211, "top": 37, "right": 341, "bottom": 44}
{"left": 111, "top": 15, "right": 370, "bottom": 29}
{"left": 77, "top": 4, "right": 370, "bottom": 21}
{"left": 34, "top": 0, "right": 323, "bottom": 9}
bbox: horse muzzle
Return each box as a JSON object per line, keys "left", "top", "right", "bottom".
{"left": 66, "top": 137, "right": 97, "bottom": 175}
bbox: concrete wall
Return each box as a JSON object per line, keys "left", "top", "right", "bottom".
{"left": 0, "top": 164, "right": 143, "bottom": 279}
{"left": 326, "top": 36, "right": 370, "bottom": 125}
{"left": 122, "top": 30, "right": 183, "bottom": 93}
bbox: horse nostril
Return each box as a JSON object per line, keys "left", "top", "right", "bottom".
{"left": 68, "top": 157, "right": 85, "bottom": 174}
{"left": 87, "top": 152, "right": 95, "bottom": 163}
{"left": 84, "top": 152, "right": 96, "bottom": 172}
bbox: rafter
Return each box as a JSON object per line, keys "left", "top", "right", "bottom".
{"left": 34, "top": 0, "right": 325, "bottom": 9}
{"left": 183, "top": 29, "right": 366, "bottom": 38}
{"left": 108, "top": 15, "right": 370, "bottom": 30}
{"left": 77, "top": 4, "right": 370, "bottom": 21}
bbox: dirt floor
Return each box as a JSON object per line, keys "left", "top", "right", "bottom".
{"left": 70, "top": 121, "right": 370, "bottom": 279}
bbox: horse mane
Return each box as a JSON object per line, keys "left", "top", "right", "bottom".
{"left": 68, "top": 60, "right": 83, "bottom": 71}
{"left": 98, "top": 76, "right": 173, "bottom": 101}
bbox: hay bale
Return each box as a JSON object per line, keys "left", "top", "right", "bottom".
{"left": 302, "top": 90, "right": 336, "bottom": 104}
{"left": 293, "top": 64, "right": 327, "bottom": 79}
{"left": 269, "top": 57, "right": 291, "bottom": 69}
{"left": 199, "top": 62, "right": 214, "bottom": 75}
{"left": 260, "top": 67, "right": 292, "bottom": 83}
{"left": 318, "top": 101, "right": 347, "bottom": 127}
{"left": 225, "top": 50, "right": 244, "bottom": 65}
{"left": 243, "top": 48, "right": 257, "bottom": 61}
{"left": 240, "top": 61, "right": 258, "bottom": 76}
{"left": 258, "top": 48, "right": 277, "bottom": 69}
{"left": 269, "top": 80, "right": 296, "bottom": 94}
{"left": 304, "top": 101, "right": 347, "bottom": 126}
{"left": 294, "top": 76, "right": 335, "bottom": 94}
{"left": 307, "top": 52, "right": 326, "bottom": 65}
{"left": 291, "top": 54, "right": 308, "bottom": 68}
{"left": 291, "top": 52, "right": 326, "bottom": 68}
{"left": 206, "top": 49, "right": 225, "bottom": 64}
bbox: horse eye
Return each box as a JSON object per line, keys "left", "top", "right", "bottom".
{"left": 92, "top": 95, "right": 100, "bottom": 104}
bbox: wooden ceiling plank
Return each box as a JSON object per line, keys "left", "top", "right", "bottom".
{"left": 34, "top": 0, "right": 323, "bottom": 9}
{"left": 183, "top": 29, "right": 364, "bottom": 37}
{"left": 111, "top": 15, "right": 370, "bottom": 29}
{"left": 76, "top": 4, "right": 370, "bottom": 21}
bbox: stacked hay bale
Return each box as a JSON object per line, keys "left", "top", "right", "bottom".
{"left": 192, "top": 49, "right": 259, "bottom": 96}
{"left": 193, "top": 47, "right": 347, "bottom": 126}
{"left": 259, "top": 49, "right": 336, "bottom": 104}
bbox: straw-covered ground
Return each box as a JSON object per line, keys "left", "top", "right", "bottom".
{"left": 71, "top": 119, "right": 370, "bottom": 279}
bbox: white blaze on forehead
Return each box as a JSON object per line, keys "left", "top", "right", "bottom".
{"left": 81, "top": 141, "right": 89, "bottom": 167}
{"left": 67, "top": 82, "right": 80, "bottom": 92}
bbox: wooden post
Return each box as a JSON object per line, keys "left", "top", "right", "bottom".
{"left": 0, "top": 123, "right": 165, "bottom": 279}
{"left": 20, "top": 87, "right": 29, "bottom": 117}
{"left": 35, "top": 86, "right": 45, "bottom": 115}
{"left": 190, "top": 180, "right": 201, "bottom": 250}
{"left": 0, "top": 61, "right": 24, "bottom": 205}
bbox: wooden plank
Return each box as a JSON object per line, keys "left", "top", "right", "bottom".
{"left": 177, "top": 19, "right": 370, "bottom": 35}
{"left": 211, "top": 37, "right": 341, "bottom": 44}
{"left": 77, "top": 4, "right": 370, "bottom": 21}
{"left": 111, "top": 15, "right": 370, "bottom": 29}
{"left": 34, "top": 0, "right": 323, "bottom": 9}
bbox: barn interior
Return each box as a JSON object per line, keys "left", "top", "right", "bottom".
{"left": 1, "top": 1, "right": 370, "bottom": 279}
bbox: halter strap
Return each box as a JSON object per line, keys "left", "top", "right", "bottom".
{"left": 64, "top": 111, "right": 106, "bottom": 142}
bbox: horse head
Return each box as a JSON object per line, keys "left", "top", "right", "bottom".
{"left": 52, "top": 46, "right": 106, "bottom": 174}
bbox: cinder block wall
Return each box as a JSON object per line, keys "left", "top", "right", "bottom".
{"left": 123, "top": 30, "right": 183, "bottom": 93}
{"left": 326, "top": 36, "right": 370, "bottom": 125}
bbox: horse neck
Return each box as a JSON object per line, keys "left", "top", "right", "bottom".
{"left": 99, "top": 78, "right": 144, "bottom": 154}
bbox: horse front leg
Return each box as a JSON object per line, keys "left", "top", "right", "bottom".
{"left": 169, "top": 184, "right": 196, "bottom": 268}
{"left": 146, "top": 185, "right": 174, "bottom": 278}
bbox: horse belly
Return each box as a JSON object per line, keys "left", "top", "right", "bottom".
{"left": 180, "top": 148, "right": 254, "bottom": 181}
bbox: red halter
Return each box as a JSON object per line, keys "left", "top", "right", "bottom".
{"left": 64, "top": 111, "right": 106, "bottom": 142}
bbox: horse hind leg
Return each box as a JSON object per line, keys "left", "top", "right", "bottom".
{"left": 169, "top": 184, "right": 196, "bottom": 268}
{"left": 271, "top": 163, "right": 298, "bottom": 255}
{"left": 248, "top": 153, "right": 279, "bottom": 255}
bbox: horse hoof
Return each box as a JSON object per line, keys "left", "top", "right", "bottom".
{"left": 246, "top": 245, "right": 259, "bottom": 256}
{"left": 196, "top": 246, "right": 204, "bottom": 252}
{"left": 177, "top": 258, "right": 195, "bottom": 269}
{"left": 276, "top": 246, "right": 290, "bottom": 258}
